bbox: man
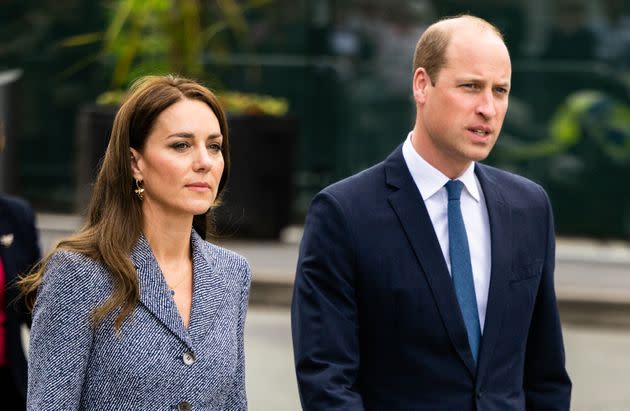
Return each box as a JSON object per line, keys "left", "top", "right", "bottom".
{"left": 291, "top": 15, "right": 571, "bottom": 410}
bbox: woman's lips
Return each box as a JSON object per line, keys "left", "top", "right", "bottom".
{"left": 186, "top": 182, "right": 210, "bottom": 192}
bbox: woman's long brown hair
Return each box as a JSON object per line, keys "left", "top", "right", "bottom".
{"left": 18, "top": 75, "right": 230, "bottom": 331}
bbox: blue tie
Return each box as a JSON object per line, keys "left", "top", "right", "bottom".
{"left": 445, "top": 180, "right": 481, "bottom": 362}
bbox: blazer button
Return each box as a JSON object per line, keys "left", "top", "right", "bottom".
{"left": 178, "top": 401, "right": 191, "bottom": 411}
{"left": 182, "top": 351, "right": 195, "bottom": 366}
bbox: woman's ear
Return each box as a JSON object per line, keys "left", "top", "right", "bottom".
{"left": 130, "top": 148, "right": 143, "bottom": 181}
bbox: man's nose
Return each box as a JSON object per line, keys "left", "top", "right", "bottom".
{"left": 476, "top": 90, "right": 497, "bottom": 119}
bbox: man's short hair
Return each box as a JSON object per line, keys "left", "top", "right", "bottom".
{"left": 413, "top": 15, "right": 505, "bottom": 85}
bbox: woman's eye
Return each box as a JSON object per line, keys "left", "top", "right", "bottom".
{"left": 208, "top": 143, "right": 222, "bottom": 152}
{"left": 172, "top": 142, "right": 190, "bottom": 151}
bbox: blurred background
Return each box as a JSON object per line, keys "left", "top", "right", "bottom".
{"left": 2, "top": 0, "right": 630, "bottom": 409}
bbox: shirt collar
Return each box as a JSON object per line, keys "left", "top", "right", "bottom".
{"left": 402, "top": 132, "right": 481, "bottom": 202}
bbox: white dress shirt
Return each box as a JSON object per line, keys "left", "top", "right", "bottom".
{"left": 402, "top": 134, "right": 492, "bottom": 331}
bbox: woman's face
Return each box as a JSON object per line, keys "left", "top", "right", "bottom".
{"left": 131, "top": 98, "right": 224, "bottom": 221}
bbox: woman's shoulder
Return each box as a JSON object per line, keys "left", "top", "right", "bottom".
{"left": 33, "top": 249, "right": 112, "bottom": 314}
{"left": 190, "top": 231, "right": 251, "bottom": 289}
{"left": 43, "top": 249, "right": 111, "bottom": 290}
{"left": 48, "top": 248, "right": 100, "bottom": 268}
{"left": 202, "top": 241, "right": 250, "bottom": 271}
{"left": 199, "top": 240, "right": 251, "bottom": 288}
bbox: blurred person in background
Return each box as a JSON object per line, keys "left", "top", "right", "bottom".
{"left": 540, "top": 0, "right": 597, "bottom": 61}
{"left": 433, "top": 0, "right": 526, "bottom": 58}
{"left": 593, "top": 0, "right": 630, "bottom": 66}
{"left": 19, "top": 75, "right": 251, "bottom": 410}
{"left": 0, "top": 121, "right": 41, "bottom": 410}
{"left": 292, "top": 15, "right": 571, "bottom": 410}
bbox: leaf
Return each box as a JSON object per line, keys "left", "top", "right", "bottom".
{"left": 103, "top": 0, "right": 135, "bottom": 52}
{"left": 59, "top": 32, "right": 103, "bottom": 47}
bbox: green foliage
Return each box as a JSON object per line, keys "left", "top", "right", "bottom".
{"left": 63, "top": 0, "right": 274, "bottom": 101}
{"left": 218, "top": 91, "right": 289, "bottom": 116}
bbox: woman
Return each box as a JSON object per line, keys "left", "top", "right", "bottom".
{"left": 19, "top": 75, "right": 251, "bottom": 410}
{"left": 0, "top": 123, "right": 41, "bottom": 410}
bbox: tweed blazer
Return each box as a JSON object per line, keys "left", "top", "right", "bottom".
{"left": 27, "top": 230, "right": 251, "bottom": 411}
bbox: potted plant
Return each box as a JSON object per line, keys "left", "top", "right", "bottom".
{"left": 71, "top": 0, "right": 297, "bottom": 238}
{"left": 214, "top": 92, "right": 296, "bottom": 239}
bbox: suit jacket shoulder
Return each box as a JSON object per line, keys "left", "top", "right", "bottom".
{"left": 0, "top": 194, "right": 36, "bottom": 223}
{"left": 323, "top": 160, "right": 388, "bottom": 203}
{"left": 476, "top": 163, "right": 549, "bottom": 204}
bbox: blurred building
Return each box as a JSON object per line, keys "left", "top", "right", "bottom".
{"left": 1, "top": 0, "right": 630, "bottom": 239}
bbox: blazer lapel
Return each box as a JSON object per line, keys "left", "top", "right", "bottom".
{"left": 131, "top": 235, "right": 193, "bottom": 349}
{"left": 385, "top": 147, "right": 477, "bottom": 377}
{"left": 474, "top": 164, "right": 512, "bottom": 383}
{"left": 186, "top": 231, "right": 227, "bottom": 346}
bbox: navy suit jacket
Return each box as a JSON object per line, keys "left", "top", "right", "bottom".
{"left": 292, "top": 146, "right": 571, "bottom": 410}
{"left": 0, "top": 194, "right": 41, "bottom": 399}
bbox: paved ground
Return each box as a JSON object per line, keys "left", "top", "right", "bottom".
{"left": 245, "top": 305, "right": 630, "bottom": 411}
{"left": 245, "top": 306, "right": 300, "bottom": 410}
{"left": 564, "top": 323, "right": 630, "bottom": 411}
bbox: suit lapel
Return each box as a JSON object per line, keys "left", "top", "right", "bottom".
{"left": 385, "top": 147, "right": 477, "bottom": 377}
{"left": 187, "top": 231, "right": 227, "bottom": 346}
{"left": 474, "top": 164, "right": 512, "bottom": 383}
{"left": 131, "top": 235, "right": 193, "bottom": 349}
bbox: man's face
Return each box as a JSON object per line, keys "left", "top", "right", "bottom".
{"left": 414, "top": 28, "right": 511, "bottom": 177}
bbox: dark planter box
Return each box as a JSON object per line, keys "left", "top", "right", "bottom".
{"left": 75, "top": 106, "right": 297, "bottom": 239}
{"left": 75, "top": 104, "right": 117, "bottom": 211}
{"left": 215, "top": 114, "right": 297, "bottom": 239}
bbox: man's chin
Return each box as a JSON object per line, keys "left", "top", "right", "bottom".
{"left": 467, "top": 146, "right": 494, "bottom": 162}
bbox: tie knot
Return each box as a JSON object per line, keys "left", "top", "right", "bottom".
{"left": 445, "top": 180, "right": 464, "bottom": 200}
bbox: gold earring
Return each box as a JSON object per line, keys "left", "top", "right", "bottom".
{"left": 134, "top": 179, "right": 145, "bottom": 200}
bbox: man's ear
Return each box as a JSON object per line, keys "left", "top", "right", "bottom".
{"left": 413, "top": 67, "right": 431, "bottom": 105}
{"left": 130, "top": 148, "right": 143, "bottom": 181}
